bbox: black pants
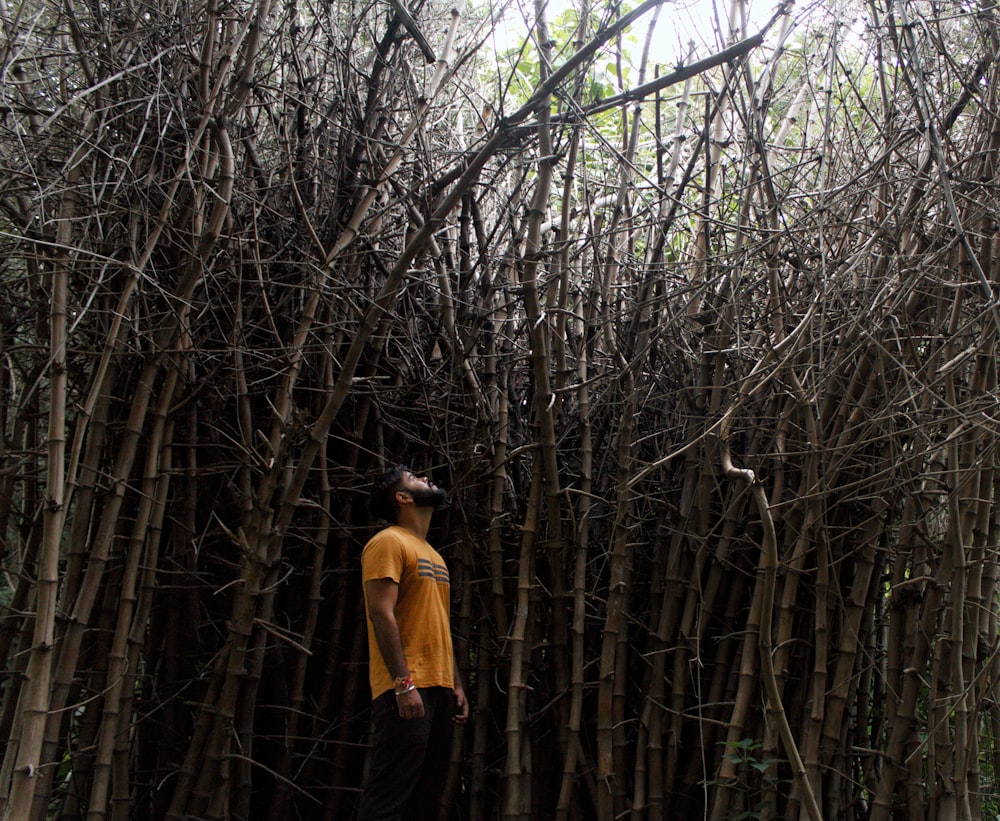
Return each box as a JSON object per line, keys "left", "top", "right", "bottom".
{"left": 357, "top": 687, "right": 455, "bottom": 821}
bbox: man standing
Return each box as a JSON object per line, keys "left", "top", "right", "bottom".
{"left": 357, "top": 464, "right": 469, "bottom": 821}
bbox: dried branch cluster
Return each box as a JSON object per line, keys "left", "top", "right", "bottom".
{"left": 1, "top": 0, "right": 999, "bottom": 818}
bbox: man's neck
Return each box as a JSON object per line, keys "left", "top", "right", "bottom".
{"left": 394, "top": 510, "right": 432, "bottom": 541}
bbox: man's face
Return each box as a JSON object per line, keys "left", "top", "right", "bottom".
{"left": 398, "top": 470, "right": 448, "bottom": 509}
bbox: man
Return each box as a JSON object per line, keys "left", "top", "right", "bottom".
{"left": 357, "top": 464, "right": 469, "bottom": 821}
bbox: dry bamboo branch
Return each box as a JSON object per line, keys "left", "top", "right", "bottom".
{"left": 718, "top": 437, "right": 822, "bottom": 821}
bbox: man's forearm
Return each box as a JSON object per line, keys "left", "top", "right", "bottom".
{"left": 370, "top": 612, "right": 410, "bottom": 680}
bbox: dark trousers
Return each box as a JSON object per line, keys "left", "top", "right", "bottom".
{"left": 357, "top": 687, "right": 455, "bottom": 821}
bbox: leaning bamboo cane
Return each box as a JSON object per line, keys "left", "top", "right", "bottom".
{"left": 0, "top": 114, "right": 91, "bottom": 821}
{"left": 86, "top": 358, "right": 180, "bottom": 821}
{"left": 718, "top": 437, "right": 822, "bottom": 821}
{"left": 111, "top": 416, "right": 174, "bottom": 821}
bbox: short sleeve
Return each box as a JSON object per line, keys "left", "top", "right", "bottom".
{"left": 361, "top": 530, "right": 406, "bottom": 584}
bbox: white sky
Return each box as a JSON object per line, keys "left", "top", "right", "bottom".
{"left": 646, "top": 0, "right": 786, "bottom": 63}
{"left": 490, "top": 0, "right": 793, "bottom": 67}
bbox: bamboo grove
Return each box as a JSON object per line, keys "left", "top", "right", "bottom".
{"left": 1, "top": 0, "right": 1000, "bottom": 818}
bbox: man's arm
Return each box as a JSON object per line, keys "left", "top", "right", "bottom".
{"left": 365, "top": 578, "right": 424, "bottom": 720}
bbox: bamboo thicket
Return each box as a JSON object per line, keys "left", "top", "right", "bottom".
{"left": 1, "top": 0, "right": 1000, "bottom": 819}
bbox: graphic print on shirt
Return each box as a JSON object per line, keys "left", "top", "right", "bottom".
{"left": 417, "top": 557, "right": 449, "bottom": 583}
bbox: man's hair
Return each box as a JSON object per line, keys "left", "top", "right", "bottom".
{"left": 370, "top": 463, "right": 409, "bottom": 523}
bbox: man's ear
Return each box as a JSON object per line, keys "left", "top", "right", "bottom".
{"left": 395, "top": 489, "right": 412, "bottom": 506}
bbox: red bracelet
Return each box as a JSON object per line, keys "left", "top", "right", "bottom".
{"left": 393, "top": 674, "right": 415, "bottom": 695}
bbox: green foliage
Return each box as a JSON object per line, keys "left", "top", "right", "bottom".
{"left": 483, "top": 1, "right": 639, "bottom": 110}
{"left": 720, "top": 738, "right": 786, "bottom": 821}
{"left": 978, "top": 714, "right": 1000, "bottom": 819}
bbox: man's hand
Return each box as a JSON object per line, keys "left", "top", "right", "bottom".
{"left": 396, "top": 687, "right": 424, "bottom": 720}
{"left": 452, "top": 683, "right": 469, "bottom": 725}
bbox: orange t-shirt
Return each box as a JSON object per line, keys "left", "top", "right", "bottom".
{"left": 361, "top": 525, "right": 454, "bottom": 700}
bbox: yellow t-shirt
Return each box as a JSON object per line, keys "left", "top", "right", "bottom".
{"left": 361, "top": 525, "right": 454, "bottom": 700}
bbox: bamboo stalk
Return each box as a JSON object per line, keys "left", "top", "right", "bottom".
{"left": 596, "top": 388, "right": 637, "bottom": 820}
{"left": 87, "top": 361, "right": 180, "bottom": 821}
{"left": 556, "top": 293, "right": 594, "bottom": 821}
{"left": 0, "top": 114, "right": 91, "bottom": 821}
{"left": 502, "top": 461, "right": 542, "bottom": 820}
{"left": 718, "top": 435, "right": 822, "bottom": 821}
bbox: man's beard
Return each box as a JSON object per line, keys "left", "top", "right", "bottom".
{"left": 410, "top": 485, "right": 449, "bottom": 509}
